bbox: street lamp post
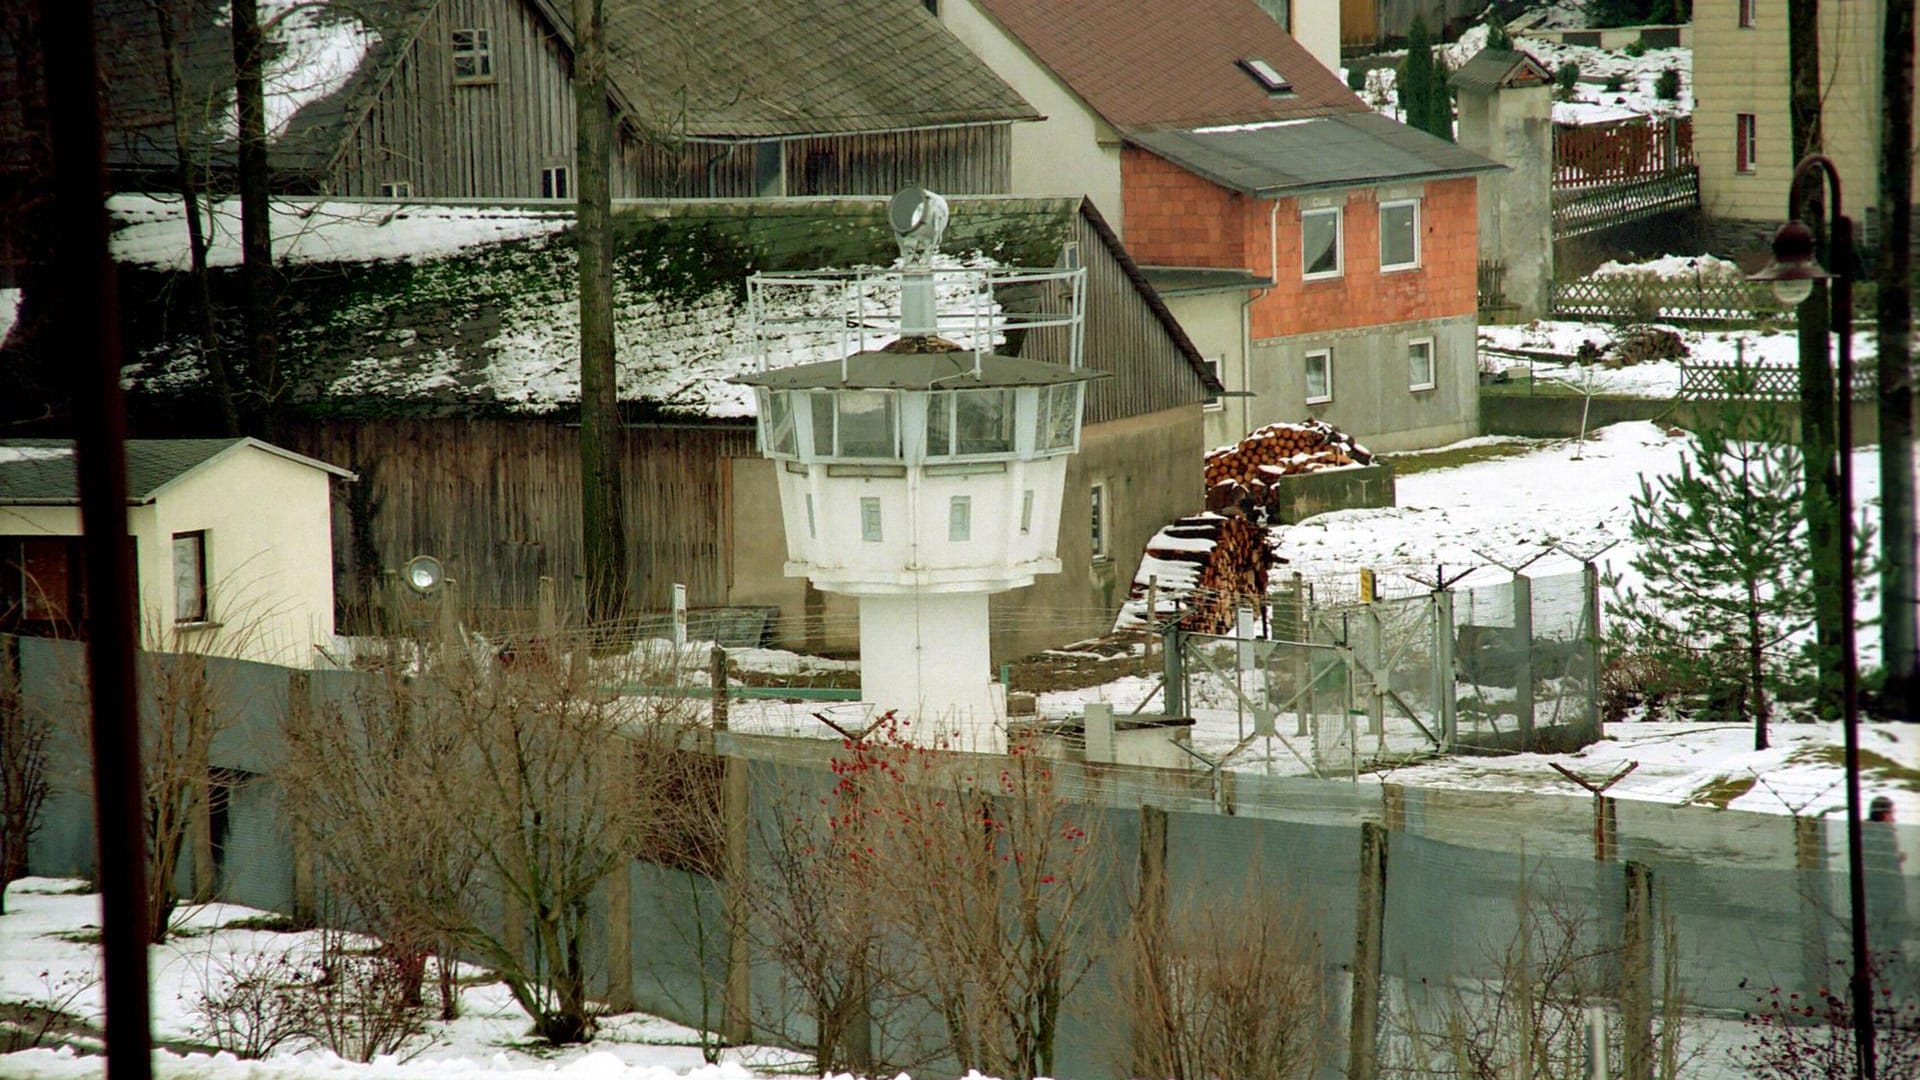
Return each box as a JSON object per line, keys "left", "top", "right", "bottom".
{"left": 1747, "top": 153, "right": 1876, "bottom": 1080}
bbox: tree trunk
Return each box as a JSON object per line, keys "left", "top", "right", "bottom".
{"left": 1789, "top": 0, "right": 1844, "bottom": 717}
{"left": 230, "top": 0, "right": 277, "bottom": 437}
{"left": 153, "top": 0, "right": 238, "bottom": 436}
{"left": 1879, "top": 0, "right": 1919, "bottom": 718}
{"left": 573, "top": 0, "right": 626, "bottom": 630}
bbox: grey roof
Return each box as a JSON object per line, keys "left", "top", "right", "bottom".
{"left": 1124, "top": 112, "right": 1504, "bottom": 197}
{"left": 0, "top": 439, "right": 353, "bottom": 506}
{"left": 1140, "top": 266, "right": 1276, "bottom": 296}
{"left": 588, "top": 0, "right": 1040, "bottom": 139}
{"left": 1449, "top": 49, "right": 1554, "bottom": 93}
{"left": 734, "top": 347, "right": 1106, "bottom": 392}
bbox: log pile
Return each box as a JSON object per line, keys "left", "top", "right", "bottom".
{"left": 1204, "top": 420, "right": 1373, "bottom": 521}
{"left": 1117, "top": 514, "right": 1280, "bottom": 636}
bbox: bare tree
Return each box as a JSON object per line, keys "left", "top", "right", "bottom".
{"left": 137, "top": 641, "right": 227, "bottom": 943}
{"left": 837, "top": 724, "right": 1104, "bottom": 1078}
{"left": 573, "top": 0, "right": 626, "bottom": 627}
{"left": 1878, "top": 0, "right": 1919, "bottom": 717}
{"left": 1114, "top": 883, "right": 1326, "bottom": 1080}
{"left": 230, "top": 0, "right": 277, "bottom": 436}
{"left": 0, "top": 636, "right": 52, "bottom": 916}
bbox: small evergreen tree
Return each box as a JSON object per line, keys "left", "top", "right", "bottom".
{"left": 1398, "top": 15, "right": 1453, "bottom": 141}
{"left": 1655, "top": 68, "right": 1681, "bottom": 101}
{"left": 1486, "top": 19, "right": 1513, "bottom": 51}
{"left": 1608, "top": 388, "right": 1813, "bottom": 748}
{"left": 1555, "top": 61, "right": 1582, "bottom": 101}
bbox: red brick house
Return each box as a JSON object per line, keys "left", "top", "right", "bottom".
{"left": 941, "top": 0, "right": 1501, "bottom": 451}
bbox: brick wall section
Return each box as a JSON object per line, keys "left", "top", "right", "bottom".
{"left": 1250, "top": 177, "right": 1479, "bottom": 339}
{"left": 1120, "top": 147, "right": 1247, "bottom": 268}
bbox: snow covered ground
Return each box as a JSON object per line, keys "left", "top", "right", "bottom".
{"left": 1479, "top": 319, "right": 1875, "bottom": 399}
{"left": 0, "top": 880, "right": 801, "bottom": 1080}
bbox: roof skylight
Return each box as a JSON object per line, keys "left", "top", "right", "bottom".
{"left": 1237, "top": 58, "right": 1292, "bottom": 95}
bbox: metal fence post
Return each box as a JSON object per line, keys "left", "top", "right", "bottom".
{"left": 1364, "top": 605, "right": 1385, "bottom": 738}
{"left": 1434, "top": 588, "right": 1457, "bottom": 750}
{"left": 1582, "top": 560, "right": 1603, "bottom": 741}
{"left": 1163, "top": 624, "right": 1185, "bottom": 717}
{"left": 722, "top": 756, "right": 753, "bottom": 1046}
{"left": 1513, "top": 570, "right": 1536, "bottom": 750}
{"left": 710, "top": 645, "right": 729, "bottom": 731}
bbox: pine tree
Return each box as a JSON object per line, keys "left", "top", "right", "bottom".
{"left": 1608, "top": 391, "right": 1814, "bottom": 748}
{"left": 1398, "top": 16, "right": 1453, "bottom": 142}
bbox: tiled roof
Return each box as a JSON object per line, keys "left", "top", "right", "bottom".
{"left": 0, "top": 439, "right": 352, "bottom": 505}
{"left": 971, "top": 0, "right": 1367, "bottom": 132}
{"left": 1126, "top": 113, "right": 1503, "bottom": 197}
{"left": 593, "top": 0, "right": 1040, "bottom": 138}
{"left": 1450, "top": 49, "right": 1555, "bottom": 93}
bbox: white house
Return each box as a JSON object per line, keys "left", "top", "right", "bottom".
{"left": 0, "top": 438, "right": 353, "bottom": 667}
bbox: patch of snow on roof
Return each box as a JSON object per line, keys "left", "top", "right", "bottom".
{"left": 212, "top": 0, "right": 377, "bottom": 139}
{"left": 0, "top": 288, "right": 18, "bottom": 349}
{"left": 1190, "top": 117, "right": 1319, "bottom": 134}
{"left": 110, "top": 196, "right": 573, "bottom": 269}
{"left": 0, "top": 446, "right": 72, "bottom": 464}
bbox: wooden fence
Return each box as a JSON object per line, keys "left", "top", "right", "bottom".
{"left": 1552, "top": 274, "right": 1779, "bottom": 323}
{"left": 1679, "top": 360, "right": 1879, "bottom": 402}
{"left": 1554, "top": 116, "right": 1693, "bottom": 191}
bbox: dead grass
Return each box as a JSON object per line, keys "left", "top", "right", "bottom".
{"left": 1685, "top": 774, "right": 1757, "bottom": 809}
{"left": 1788, "top": 745, "right": 1920, "bottom": 792}
{"left": 1380, "top": 439, "right": 1552, "bottom": 476}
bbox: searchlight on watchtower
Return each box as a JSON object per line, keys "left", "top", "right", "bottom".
{"left": 733, "top": 188, "right": 1100, "bottom": 751}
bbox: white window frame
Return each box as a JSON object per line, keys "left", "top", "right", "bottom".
{"left": 378, "top": 180, "right": 411, "bottom": 199}
{"left": 1301, "top": 206, "right": 1343, "bottom": 280}
{"left": 172, "top": 530, "right": 209, "bottom": 624}
{"left": 1408, "top": 337, "right": 1436, "bottom": 392}
{"left": 1379, "top": 198, "right": 1421, "bottom": 272}
{"left": 1020, "top": 489, "right": 1035, "bottom": 535}
{"left": 948, "top": 496, "right": 972, "bottom": 542}
{"left": 859, "top": 497, "right": 883, "bottom": 543}
{"left": 542, "top": 165, "right": 571, "bottom": 200}
{"left": 1304, "top": 348, "right": 1333, "bottom": 405}
{"left": 1089, "top": 482, "right": 1110, "bottom": 561}
{"left": 1202, "top": 355, "right": 1226, "bottom": 412}
{"left": 452, "top": 27, "right": 493, "bottom": 84}
{"left": 1736, "top": 114, "right": 1757, "bottom": 174}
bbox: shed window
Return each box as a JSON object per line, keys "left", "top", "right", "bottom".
{"left": 1305, "top": 349, "right": 1332, "bottom": 404}
{"left": 452, "top": 28, "right": 493, "bottom": 83}
{"left": 378, "top": 180, "right": 411, "bottom": 199}
{"left": 542, "top": 166, "right": 570, "bottom": 199}
{"left": 173, "top": 530, "right": 208, "bottom": 623}
{"left": 1090, "top": 483, "right": 1109, "bottom": 560}
{"left": 1380, "top": 199, "right": 1420, "bottom": 271}
{"left": 1302, "top": 207, "right": 1341, "bottom": 278}
{"left": 1203, "top": 356, "right": 1225, "bottom": 411}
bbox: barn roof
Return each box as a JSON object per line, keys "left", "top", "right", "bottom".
{"left": 103, "top": 196, "right": 1215, "bottom": 425}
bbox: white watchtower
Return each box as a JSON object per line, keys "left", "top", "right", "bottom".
{"left": 735, "top": 189, "right": 1097, "bottom": 751}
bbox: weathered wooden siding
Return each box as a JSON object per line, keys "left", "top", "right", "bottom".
{"left": 1015, "top": 204, "right": 1211, "bottom": 427}
{"left": 784, "top": 126, "right": 1011, "bottom": 196}
{"left": 279, "top": 417, "right": 754, "bottom": 627}
{"left": 330, "top": 0, "right": 590, "bottom": 198}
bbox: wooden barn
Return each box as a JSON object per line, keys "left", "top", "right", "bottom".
{"left": 104, "top": 196, "right": 1220, "bottom": 661}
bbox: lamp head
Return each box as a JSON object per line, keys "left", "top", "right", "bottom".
{"left": 1747, "top": 219, "right": 1830, "bottom": 307}
{"left": 404, "top": 554, "right": 445, "bottom": 596}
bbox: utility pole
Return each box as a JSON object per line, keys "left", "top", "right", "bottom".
{"left": 574, "top": 0, "right": 627, "bottom": 633}
{"left": 1878, "top": 0, "right": 1919, "bottom": 717}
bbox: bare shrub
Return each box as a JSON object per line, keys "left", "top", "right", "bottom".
{"left": 305, "top": 927, "right": 424, "bottom": 1063}
{"left": 1116, "top": 885, "right": 1326, "bottom": 1080}
{"left": 190, "top": 947, "right": 310, "bottom": 1059}
{"left": 1741, "top": 951, "right": 1920, "bottom": 1079}
{"left": 0, "top": 637, "right": 51, "bottom": 916}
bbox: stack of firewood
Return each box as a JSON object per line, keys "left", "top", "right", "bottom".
{"left": 1120, "top": 514, "right": 1279, "bottom": 636}
{"left": 1204, "top": 420, "right": 1373, "bottom": 520}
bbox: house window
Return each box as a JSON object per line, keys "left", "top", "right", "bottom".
{"left": 378, "top": 180, "right": 411, "bottom": 199}
{"left": 1738, "top": 0, "right": 1755, "bottom": 28}
{"left": 541, "top": 166, "right": 571, "bottom": 200}
{"left": 452, "top": 28, "right": 493, "bottom": 83}
{"left": 1380, "top": 199, "right": 1421, "bottom": 271}
{"left": 1305, "top": 348, "right": 1333, "bottom": 404}
{"left": 859, "top": 497, "right": 883, "bottom": 542}
{"left": 2, "top": 537, "right": 83, "bottom": 625}
{"left": 1409, "top": 338, "right": 1436, "bottom": 391}
{"left": 172, "top": 530, "right": 208, "bottom": 623}
{"left": 1302, "top": 206, "right": 1341, "bottom": 279}
{"left": 1089, "top": 483, "right": 1109, "bottom": 560}
{"left": 1736, "top": 114, "right": 1757, "bottom": 173}
{"left": 948, "top": 496, "right": 972, "bottom": 542}
{"left": 1203, "top": 356, "right": 1225, "bottom": 411}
